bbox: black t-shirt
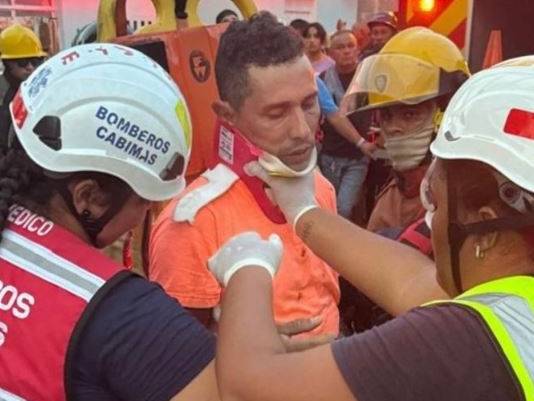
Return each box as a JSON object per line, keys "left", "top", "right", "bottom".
{"left": 332, "top": 304, "right": 523, "bottom": 401}
{"left": 320, "top": 70, "right": 372, "bottom": 159}
{"left": 68, "top": 275, "right": 215, "bottom": 401}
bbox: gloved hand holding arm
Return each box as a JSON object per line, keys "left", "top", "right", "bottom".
{"left": 245, "top": 161, "right": 447, "bottom": 316}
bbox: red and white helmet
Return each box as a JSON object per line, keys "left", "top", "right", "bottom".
{"left": 10, "top": 43, "right": 192, "bottom": 201}
{"left": 431, "top": 56, "right": 534, "bottom": 193}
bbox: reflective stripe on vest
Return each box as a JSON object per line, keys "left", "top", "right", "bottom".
{"left": 427, "top": 276, "right": 534, "bottom": 400}
{"left": 0, "top": 207, "right": 124, "bottom": 401}
{"left": 0, "top": 228, "right": 105, "bottom": 301}
{"left": 0, "top": 386, "right": 27, "bottom": 401}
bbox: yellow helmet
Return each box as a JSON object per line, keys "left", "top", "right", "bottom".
{"left": 0, "top": 24, "right": 47, "bottom": 60}
{"left": 344, "top": 27, "right": 470, "bottom": 112}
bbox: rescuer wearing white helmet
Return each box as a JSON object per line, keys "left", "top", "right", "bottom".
{"left": 0, "top": 43, "right": 224, "bottom": 401}
{"left": 208, "top": 57, "right": 534, "bottom": 401}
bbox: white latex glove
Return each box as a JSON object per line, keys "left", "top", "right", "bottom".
{"left": 208, "top": 231, "right": 283, "bottom": 286}
{"left": 245, "top": 161, "right": 319, "bottom": 227}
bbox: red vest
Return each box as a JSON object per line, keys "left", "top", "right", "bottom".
{"left": 0, "top": 205, "right": 128, "bottom": 401}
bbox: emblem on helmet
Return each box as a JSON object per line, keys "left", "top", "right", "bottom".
{"left": 375, "top": 74, "right": 388, "bottom": 93}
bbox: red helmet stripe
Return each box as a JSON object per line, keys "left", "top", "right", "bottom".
{"left": 504, "top": 108, "right": 534, "bottom": 140}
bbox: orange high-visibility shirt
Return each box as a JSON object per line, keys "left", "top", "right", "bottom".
{"left": 149, "top": 170, "right": 340, "bottom": 336}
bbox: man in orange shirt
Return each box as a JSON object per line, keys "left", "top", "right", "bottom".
{"left": 149, "top": 12, "right": 340, "bottom": 336}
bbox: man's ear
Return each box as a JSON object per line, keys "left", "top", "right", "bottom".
{"left": 212, "top": 100, "right": 238, "bottom": 125}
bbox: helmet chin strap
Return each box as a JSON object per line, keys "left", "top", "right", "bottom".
{"left": 446, "top": 167, "right": 464, "bottom": 294}
{"left": 54, "top": 180, "right": 131, "bottom": 247}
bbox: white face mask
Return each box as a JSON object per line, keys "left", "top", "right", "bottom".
{"left": 384, "top": 125, "right": 434, "bottom": 172}
{"left": 258, "top": 147, "right": 317, "bottom": 177}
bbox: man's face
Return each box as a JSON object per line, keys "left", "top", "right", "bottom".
{"left": 304, "top": 27, "right": 323, "bottom": 53}
{"left": 330, "top": 33, "right": 358, "bottom": 71}
{"left": 226, "top": 56, "right": 320, "bottom": 170}
{"left": 370, "top": 24, "right": 395, "bottom": 48}
{"left": 379, "top": 100, "right": 436, "bottom": 138}
{"left": 6, "top": 58, "right": 42, "bottom": 81}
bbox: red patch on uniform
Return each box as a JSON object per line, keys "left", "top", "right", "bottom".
{"left": 503, "top": 108, "right": 534, "bottom": 139}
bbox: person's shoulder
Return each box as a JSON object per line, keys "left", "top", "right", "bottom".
{"left": 176, "top": 166, "right": 247, "bottom": 214}
{"left": 331, "top": 304, "right": 519, "bottom": 401}
{"left": 70, "top": 274, "right": 216, "bottom": 400}
{"left": 80, "top": 274, "right": 215, "bottom": 351}
{"left": 334, "top": 302, "right": 497, "bottom": 361}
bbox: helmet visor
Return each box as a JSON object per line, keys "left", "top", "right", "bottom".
{"left": 342, "top": 54, "right": 441, "bottom": 114}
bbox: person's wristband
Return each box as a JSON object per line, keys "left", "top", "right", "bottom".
{"left": 292, "top": 204, "right": 319, "bottom": 229}
{"left": 356, "top": 137, "right": 366, "bottom": 148}
{"left": 223, "top": 258, "right": 276, "bottom": 286}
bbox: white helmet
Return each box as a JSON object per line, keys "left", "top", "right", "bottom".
{"left": 431, "top": 57, "right": 534, "bottom": 193}
{"left": 10, "top": 43, "right": 192, "bottom": 202}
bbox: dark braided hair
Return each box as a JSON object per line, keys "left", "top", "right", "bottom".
{"left": 0, "top": 148, "right": 48, "bottom": 239}
{"left": 0, "top": 147, "right": 131, "bottom": 242}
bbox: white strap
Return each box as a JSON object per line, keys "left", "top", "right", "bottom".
{"left": 173, "top": 164, "right": 239, "bottom": 224}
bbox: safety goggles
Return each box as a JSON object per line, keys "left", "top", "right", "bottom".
{"left": 15, "top": 57, "right": 44, "bottom": 68}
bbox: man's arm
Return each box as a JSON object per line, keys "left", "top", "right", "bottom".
{"left": 325, "top": 112, "right": 377, "bottom": 158}
{"left": 316, "top": 77, "right": 376, "bottom": 158}
{"left": 295, "top": 208, "right": 446, "bottom": 315}
{"left": 215, "top": 257, "right": 508, "bottom": 401}
{"left": 217, "top": 268, "right": 356, "bottom": 401}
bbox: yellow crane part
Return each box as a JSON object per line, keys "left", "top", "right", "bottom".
{"left": 97, "top": 0, "right": 258, "bottom": 42}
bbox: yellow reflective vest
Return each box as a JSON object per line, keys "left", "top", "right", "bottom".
{"left": 428, "top": 276, "right": 534, "bottom": 400}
